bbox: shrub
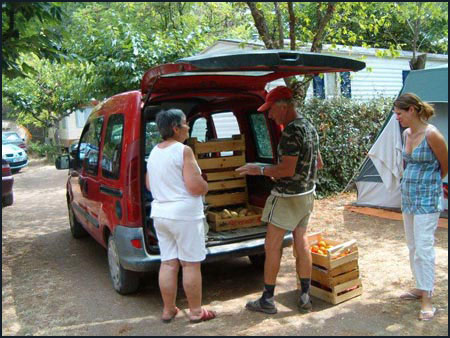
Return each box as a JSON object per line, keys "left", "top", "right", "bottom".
{"left": 301, "top": 96, "right": 394, "bottom": 198}
{"left": 28, "top": 141, "right": 62, "bottom": 160}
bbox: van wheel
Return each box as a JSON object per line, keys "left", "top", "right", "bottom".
{"left": 249, "top": 253, "right": 265, "bottom": 269}
{"left": 107, "top": 235, "right": 140, "bottom": 295}
{"left": 2, "top": 194, "right": 13, "bottom": 207}
{"left": 68, "top": 203, "right": 88, "bottom": 238}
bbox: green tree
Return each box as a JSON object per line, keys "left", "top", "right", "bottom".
{"left": 2, "top": 57, "right": 95, "bottom": 131}
{"left": 244, "top": 2, "right": 448, "bottom": 100}
{"left": 2, "top": 2, "right": 67, "bottom": 78}
{"left": 61, "top": 2, "right": 253, "bottom": 99}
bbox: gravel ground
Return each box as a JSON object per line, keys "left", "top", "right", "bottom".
{"left": 2, "top": 162, "right": 448, "bottom": 336}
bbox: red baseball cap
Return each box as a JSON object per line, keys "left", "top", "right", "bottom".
{"left": 257, "top": 86, "right": 294, "bottom": 112}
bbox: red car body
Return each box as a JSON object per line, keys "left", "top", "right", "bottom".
{"left": 2, "top": 159, "right": 14, "bottom": 207}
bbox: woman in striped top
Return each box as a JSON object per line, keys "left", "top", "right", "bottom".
{"left": 393, "top": 93, "right": 448, "bottom": 321}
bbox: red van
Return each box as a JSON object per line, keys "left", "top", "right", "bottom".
{"left": 55, "top": 50, "right": 365, "bottom": 294}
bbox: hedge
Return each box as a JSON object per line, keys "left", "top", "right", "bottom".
{"left": 301, "top": 96, "right": 394, "bottom": 198}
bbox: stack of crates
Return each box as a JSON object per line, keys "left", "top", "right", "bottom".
{"left": 295, "top": 231, "right": 362, "bottom": 305}
{"left": 187, "top": 135, "right": 263, "bottom": 232}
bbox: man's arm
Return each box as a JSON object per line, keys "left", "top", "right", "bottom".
{"left": 317, "top": 150, "right": 324, "bottom": 170}
{"left": 235, "top": 155, "right": 298, "bottom": 178}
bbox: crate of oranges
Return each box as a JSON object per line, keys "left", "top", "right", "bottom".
{"left": 295, "top": 231, "right": 362, "bottom": 305}
{"left": 307, "top": 232, "right": 358, "bottom": 270}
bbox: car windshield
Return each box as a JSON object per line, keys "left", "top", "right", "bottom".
{"left": 3, "top": 132, "right": 21, "bottom": 142}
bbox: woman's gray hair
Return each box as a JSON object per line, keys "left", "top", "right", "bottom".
{"left": 155, "top": 109, "right": 186, "bottom": 140}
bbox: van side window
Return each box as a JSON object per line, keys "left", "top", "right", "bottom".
{"left": 102, "top": 114, "right": 124, "bottom": 179}
{"left": 211, "top": 112, "right": 240, "bottom": 156}
{"left": 249, "top": 113, "right": 273, "bottom": 160}
{"left": 79, "top": 117, "right": 104, "bottom": 176}
{"left": 145, "top": 121, "right": 162, "bottom": 158}
{"left": 190, "top": 117, "right": 207, "bottom": 142}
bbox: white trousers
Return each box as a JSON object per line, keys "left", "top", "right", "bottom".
{"left": 402, "top": 212, "right": 440, "bottom": 297}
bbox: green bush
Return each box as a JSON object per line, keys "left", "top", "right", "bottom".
{"left": 301, "top": 96, "right": 394, "bottom": 198}
{"left": 28, "top": 141, "right": 61, "bottom": 160}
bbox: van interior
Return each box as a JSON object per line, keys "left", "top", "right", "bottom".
{"left": 141, "top": 94, "right": 277, "bottom": 254}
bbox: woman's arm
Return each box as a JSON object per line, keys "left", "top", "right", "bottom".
{"left": 182, "top": 146, "right": 209, "bottom": 196}
{"left": 427, "top": 128, "right": 448, "bottom": 179}
{"left": 145, "top": 172, "right": 151, "bottom": 192}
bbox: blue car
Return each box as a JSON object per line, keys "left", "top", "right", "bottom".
{"left": 2, "top": 143, "right": 28, "bottom": 173}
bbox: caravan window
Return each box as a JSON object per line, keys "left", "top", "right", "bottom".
{"left": 211, "top": 112, "right": 240, "bottom": 156}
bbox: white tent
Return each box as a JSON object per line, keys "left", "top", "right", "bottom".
{"left": 353, "top": 66, "right": 448, "bottom": 213}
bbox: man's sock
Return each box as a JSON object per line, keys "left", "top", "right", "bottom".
{"left": 261, "top": 284, "right": 275, "bottom": 303}
{"left": 300, "top": 278, "right": 311, "bottom": 296}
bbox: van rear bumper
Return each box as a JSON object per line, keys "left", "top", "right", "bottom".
{"left": 113, "top": 226, "right": 293, "bottom": 272}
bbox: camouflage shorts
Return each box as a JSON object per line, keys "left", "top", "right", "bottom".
{"left": 261, "top": 192, "right": 314, "bottom": 231}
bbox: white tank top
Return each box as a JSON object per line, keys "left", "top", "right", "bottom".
{"left": 147, "top": 142, "right": 204, "bottom": 220}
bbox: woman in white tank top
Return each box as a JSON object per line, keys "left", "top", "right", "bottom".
{"left": 145, "top": 109, "right": 216, "bottom": 323}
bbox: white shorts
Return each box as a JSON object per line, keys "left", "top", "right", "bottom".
{"left": 153, "top": 217, "right": 206, "bottom": 262}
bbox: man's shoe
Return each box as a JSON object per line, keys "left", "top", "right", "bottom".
{"left": 297, "top": 293, "right": 312, "bottom": 313}
{"left": 246, "top": 297, "right": 277, "bottom": 314}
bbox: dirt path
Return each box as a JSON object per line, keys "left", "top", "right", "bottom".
{"left": 2, "top": 163, "right": 448, "bottom": 336}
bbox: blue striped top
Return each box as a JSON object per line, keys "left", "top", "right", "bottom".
{"left": 401, "top": 132, "right": 443, "bottom": 214}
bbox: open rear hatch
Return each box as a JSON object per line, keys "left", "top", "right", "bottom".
{"left": 141, "top": 49, "right": 365, "bottom": 97}
{"left": 141, "top": 50, "right": 366, "bottom": 253}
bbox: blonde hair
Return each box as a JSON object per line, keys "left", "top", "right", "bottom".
{"left": 393, "top": 93, "right": 435, "bottom": 121}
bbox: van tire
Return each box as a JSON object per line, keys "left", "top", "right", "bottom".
{"left": 249, "top": 253, "right": 265, "bottom": 269}
{"left": 2, "top": 194, "right": 13, "bottom": 207}
{"left": 68, "top": 202, "right": 88, "bottom": 238}
{"left": 107, "top": 235, "right": 140, "bottom": 295}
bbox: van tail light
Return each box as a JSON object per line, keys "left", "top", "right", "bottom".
{"left": 126, "top": 157, "right": 141, "bottom": 223}
{"left": 18, "top": 143, "right": 26, "bottom": 149}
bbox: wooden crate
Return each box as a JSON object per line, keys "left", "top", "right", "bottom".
{"left": 310, "top": 278, "right": 363, "bottom": 305}
{"left": 187, "top": 135, "right": 263, "bottom": 231}
{"left": 311, "top": 261, "right": 359, "bottom": 288}
{"left": 294, "top": 232, "right": 362, "bottom": 304}
{"left": 307, "top": 232, "right": 359, "bottom": 270}
{"left": 207, "top": 205, "right": 263, "bottom": 232}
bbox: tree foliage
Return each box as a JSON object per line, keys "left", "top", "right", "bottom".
{"left": 2, "top": 58, "right": 95, "bottom": 128}
{"left": 2, "top": 2, "right": 67, "bottom": 78}
{"left": 2, "top": 2, "right": 447, "bottom": 130}
{"left": 62, "top": 2, "right": 253, "bottom": 99}
{"left": 244, "top": 2, "right": 448, "bottom": 100}
{"left": 301, "top": 97, "right": 394, "bottom": 197}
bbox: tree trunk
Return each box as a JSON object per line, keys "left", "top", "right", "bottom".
{"left": 274, "top": 2, "right": 284, "bottom": 49}
{"left": 246, "top": 2, "right": 276, "bottom": 49}
{"left": 410, "top": 53, "right": 427, "bottom": 70}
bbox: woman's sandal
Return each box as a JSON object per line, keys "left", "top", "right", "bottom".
{"left": 419, "top": 307, "right": 437, "bottom": 321}
{"left": 399, "top": 291, "right": 422, "bottom": 300}
{"left": 189, "top": 308, "right": 217, "bottom": 323}
{"left": 161, "top": 307, "right": 180, "bottom": 324}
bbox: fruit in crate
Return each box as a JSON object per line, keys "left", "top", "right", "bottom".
{"left": 238, "top": 208, "right": 248, "bottom": 216}
{"left": 220, "top": 209, "right": 232, "bottom": 219}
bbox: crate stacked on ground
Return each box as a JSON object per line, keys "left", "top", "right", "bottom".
{"left": 187, "top": 135, "right": 263, "bottom": 231}
{"left": 297, "top": 231, "right": 362, "bottom": 305}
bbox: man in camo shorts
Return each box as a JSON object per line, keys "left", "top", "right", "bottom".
{"left": 236, "top": 86, "right": 322, "bottom": 314}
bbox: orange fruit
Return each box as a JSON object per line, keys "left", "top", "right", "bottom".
{"left": 311, "top": 245, "right": 319, "bottom": 253}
